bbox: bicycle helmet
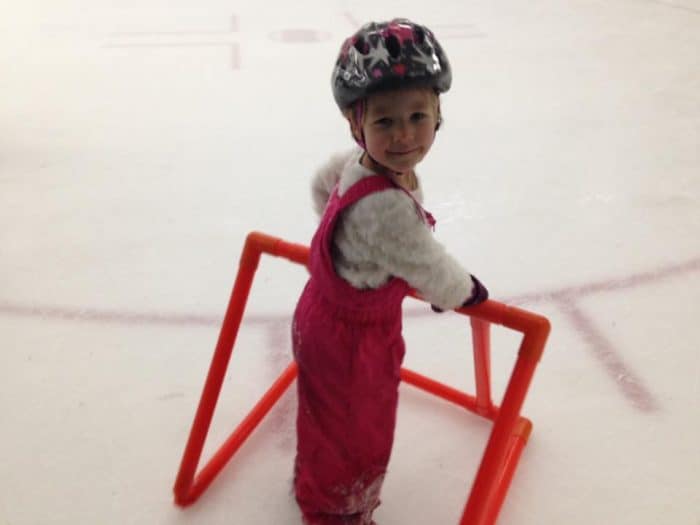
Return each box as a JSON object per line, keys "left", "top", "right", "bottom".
{"left": 332, "top": 18, "right": 452, "bottom": 109}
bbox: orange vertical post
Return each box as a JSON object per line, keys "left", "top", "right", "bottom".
{"left": 173, "top": 233, "right": 308, "bottom": 505}
{"left": 173, "top": 235, "right": 262, "bottom": 505}
{"left": 471, "top": 318, "right": 494, "bottom": 417}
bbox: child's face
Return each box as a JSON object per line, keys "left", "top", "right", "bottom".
{"left": 361, "top": 88, "right": 438, "bottom": 174}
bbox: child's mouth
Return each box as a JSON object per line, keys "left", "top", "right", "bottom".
{"left": 388, "top": 148, "right": 417, "bottom": 156}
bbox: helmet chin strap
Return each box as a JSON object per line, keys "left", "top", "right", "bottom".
{"left": 352, "top": 99, "right": 367, "bottom": 150}
{"left": 362, "top": 151, "right": 401, "bottom": 177}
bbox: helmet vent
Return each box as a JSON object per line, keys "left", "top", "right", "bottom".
{"left": 414, "top": 27, "right": 425, "bottom": 44}
{"left": 385, "top": 34, "right": 401, "bottom": 58}
{"left": 353, "top": 37, "right": 369, "bottom": 54}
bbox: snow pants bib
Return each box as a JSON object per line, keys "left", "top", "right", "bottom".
{"left": 292, "top": 176, "right": 413, "bottom": 525}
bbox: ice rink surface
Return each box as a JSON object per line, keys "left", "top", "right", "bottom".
{"left": 1, "top": 1, "right": 699, "bottom": 523}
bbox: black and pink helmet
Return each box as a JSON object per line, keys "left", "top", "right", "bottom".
{"left": 332, "top": 19, "right": 452, "bottom": 109}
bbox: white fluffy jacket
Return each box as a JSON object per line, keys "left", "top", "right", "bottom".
{"left": 311, "top": 148, "right": 475, "bottom": 310}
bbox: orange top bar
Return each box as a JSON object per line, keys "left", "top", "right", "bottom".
{"left": 247, "top": 231, "right": 310, "bottom": 266}
{"left": 456, "top": 302, "right": 550, "bottom": 362}
{"left": 246, "top": 231, "right": 550, "bottom": 361}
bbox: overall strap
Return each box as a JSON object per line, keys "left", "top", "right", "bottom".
{"left": 336, "top": 175, "right": 435, "bottom": 230}
{"left": 336, "top": 175, "right": 395, "bottom": 210}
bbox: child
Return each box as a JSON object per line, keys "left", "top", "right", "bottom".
{"left": 292, "top": 19, "right": 488, "bottom": 525}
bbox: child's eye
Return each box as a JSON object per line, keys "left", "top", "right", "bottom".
{"left": 374, "top": 118, "right": 392, "bottom": 127}
{"left": 411, "top": 112, "right": 428, "bottom": 122}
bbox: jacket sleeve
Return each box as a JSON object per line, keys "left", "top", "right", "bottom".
{"left": 311, "top": 150, "right": 354, "bottom": 218}
{"left": 339, "top": 189, "right": 475, "bottom": 310}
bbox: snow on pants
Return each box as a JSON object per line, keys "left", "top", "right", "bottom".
{"left": 291, "top": 176, "right": 413, "bottom": 524}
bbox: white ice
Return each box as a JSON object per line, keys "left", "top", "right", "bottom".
{"left": 1, "top": 1, "right": 699, "bottom": 524}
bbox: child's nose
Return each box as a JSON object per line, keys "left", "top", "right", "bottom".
{"left": 393, "top": 121, "right": 412, "bottom": 141}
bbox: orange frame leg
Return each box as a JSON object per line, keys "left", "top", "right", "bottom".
{"left": 173, "top": 232, "right": 551, "bottom": 524}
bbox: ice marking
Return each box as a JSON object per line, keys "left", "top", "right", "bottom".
{"left": 103, "top": 15, "right": 241, "bottom": 70}
{"left": 558, "top": 297, "right": 658, "bottom": 412}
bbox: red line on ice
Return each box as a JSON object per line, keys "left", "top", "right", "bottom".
{"left": 505, "top": 257, "right": 700, "bottom": 305}
{"left": 557, "top": 297, "right": 658, "bottom": 412}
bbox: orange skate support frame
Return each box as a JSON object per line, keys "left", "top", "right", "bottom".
{"left": 173, "top": 232, "right": 551, "bottom": 525}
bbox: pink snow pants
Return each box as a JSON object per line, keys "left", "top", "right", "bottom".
{"left": 292, "top": 176, "right": 414, "bottom": 525}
